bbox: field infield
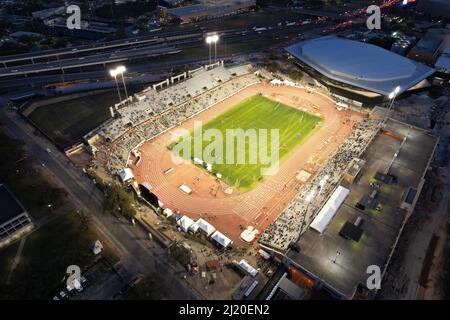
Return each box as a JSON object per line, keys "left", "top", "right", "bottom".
{"left": 131, "top": 83, "right": 363, "bottom": 244}
{"left": 169, "top": 95, "right": 323, "bottom": 191}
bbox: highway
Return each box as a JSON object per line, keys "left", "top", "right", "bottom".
{"left": 0, "top": 20, "right": 334, "bottom": 79}
{"left": 0, "top": 45, "right": 181, "bottom": 78}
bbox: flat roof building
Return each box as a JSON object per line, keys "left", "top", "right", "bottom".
{"left": 0, "top": 184, "right": 34, "bottom": 248}
{"left": 435, "top": 46, "right": 450, "bottom": 76}
{"left": 284, "top": 119, "right": 438, "bottom": 299}
{"left": 168, "top": 0, "right": 255, "bottom": 23}
{"left": 285, "top": 37, "right": 435, "bottom": 105}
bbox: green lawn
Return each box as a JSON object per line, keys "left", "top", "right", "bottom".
{"left": 27, "top": 91, "right": 117, "bottom": 148}
{"left": 170, "top": 95, "right": 322, "bottom": 191}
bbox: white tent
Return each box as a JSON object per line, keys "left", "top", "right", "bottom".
{"left": 119, "top": 168, "right": 134, "bottom": 182}
{"left": 190, "top": 218, "right": 216, "bottom": 236}
{"left": 189, "top": 221, "right": 200, "bottom": 233}
{"left": 163, "top": 208, "right": 174, "bottom": 218}
{"left": 177, "top": 215, "right": 194, "bottom": 232}
{"left": 270, "top": 79, "right": 283, "bottom": 85}
{"left": 210, "top": 231, "right": 232, "bottom": 248}
{"left": 238, "top": 259, "right": 258, "bottom": 277}
{"left": 310, "top": 185, "right": 350, "bottom": 234}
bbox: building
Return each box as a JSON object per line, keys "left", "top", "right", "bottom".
{"left": 163, "top": 0, "right": 188, "bottom": 7}
{"left": 283, "top": 119, "right": 438, "bottom": 299}
{"left": 407, "top": 37, "right": 442, "bottom": 65}
{"left": 434, "top": 46, "right": 450, "bottom": 85}
{"left": 285, "top": 37, "right": 435, "bottom": 106}
{"left": 0, "top": 184, "right": 34, "bottom": 248}
{"left": 425, "top": 29, "right": 450, "bottom": 50}
{"left": 32, "top": 6, "right": 66, "bottom": 20}
{"left": 44, "top": 17, "right": 118, "bottom": 39}
{"left": 416, "top": 0, "right": 450, "bottom": 19}
{"left": 168, "top": 0, "right": 255, "bottom": 24}
{"left": 390, "top": 32, "right": 416, "bottom": 56}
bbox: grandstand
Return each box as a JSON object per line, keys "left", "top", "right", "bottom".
{"left": 259, "top": 118, "right": 380, "bottom": 251}
{"left": 88, "top": 63, "right": 259, "bottom": 177}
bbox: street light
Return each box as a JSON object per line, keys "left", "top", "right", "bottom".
{"left": 110, "top": 68, "right": 122, "bottom": 102}
{"left": 109, "top": 65, "right": 128, "bottom": 102}
{"left": 205, "top": 34, "right": 219, "bottom": 64}
{"left": 116, "top": 65, "right": 128, "bottom": 99}
{"left": 383, "top": 86, "right": 401, "bottom": 125}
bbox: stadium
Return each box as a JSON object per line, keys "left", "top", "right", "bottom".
{"left": 87, "top": 56, "right": 437, "bottom": 300}
{"left": 285, "top": 36, "right": 435, "bottom": 106}
{"left": 87, "top": 62, "right": 363, "bottom": 244}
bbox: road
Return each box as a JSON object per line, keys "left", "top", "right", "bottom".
{"left": 0, "top": 102, "right": 203, "bottom": 300}
{"left": 0, "top": 19, "right": 334, "bottom": 79}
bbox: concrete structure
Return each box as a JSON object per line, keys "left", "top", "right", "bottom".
{"left": 0, "top": 184, "right": 34, "bottom": 248}
{"left": 284, "top": 119, "right": 438, "bottom": 299}
{"left": 285, "top": 37, "right": 435, "bottom": 105}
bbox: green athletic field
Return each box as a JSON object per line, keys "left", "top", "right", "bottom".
{"left": 170, "top": 95, "right": 322, "bottom": 192}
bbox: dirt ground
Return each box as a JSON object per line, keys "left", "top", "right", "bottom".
{"left": 131, "top": 84, "right": 363, "bottom": 244}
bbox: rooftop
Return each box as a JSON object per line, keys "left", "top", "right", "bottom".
{"left": 435, "top": 46, "right": 450, "bottom": 71}
{"left": 0, "top": 184, "right": 27, "bottom": 225}
{"left": 287, "top": 119, "right": 437, "bottom": 299}
{"left": 285, "top": 36, "right": 435, "bottom": 96}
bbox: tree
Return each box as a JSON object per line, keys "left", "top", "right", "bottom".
{"left": 104, "top": 185, "right": 137, "bottom": 219}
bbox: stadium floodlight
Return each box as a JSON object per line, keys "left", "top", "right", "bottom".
{"left": 205, "top": 34, "right": 219, "bottom": 64}
{"left": 384, "top": 86, "right": 401, "bottom": 125}
{"left": 109, "top": 67, "right": 122, "bottom": 102}
{"left": 109, "top": 66, "right": 128, "bottom": 101}
{"left": 116, "top": 65, "right": 128, "bottom": 99}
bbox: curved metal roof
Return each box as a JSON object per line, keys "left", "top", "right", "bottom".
{"left": 286, "top": 36, "right": 435, "bottom": 96}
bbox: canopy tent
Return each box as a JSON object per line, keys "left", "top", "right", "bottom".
{"left": 163, "top": 208, "right": 174, "bottom": 218}
{"left": 210, "top": 231, "right": 232, "bottom": 248}
{"left": 310, "top": 185, "right": 350, "bottom": 234}
{"left": 118, "top": 168, "right": 134, "bottom": 182}
{"left": 177, "top": 215, "right": 194, "bottom": 232}
{"left": 270, "top": 79, "right": 283, "bottom": 85}
{"left": 238, "top": 259, "right": 258, "bottom": 277}
{"left": 190, "top": 218, "right": 216, "bottom": 236}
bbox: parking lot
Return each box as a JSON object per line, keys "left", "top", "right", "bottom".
{"left": 286, "top": 119, "right": 438, "bottom": 299}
